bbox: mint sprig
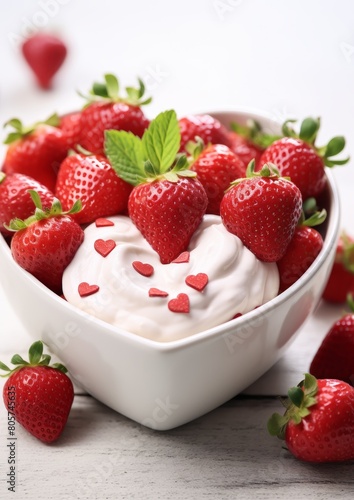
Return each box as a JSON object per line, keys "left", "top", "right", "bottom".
{"left": 105, "top": 109, "right": 196, "bottom": 185}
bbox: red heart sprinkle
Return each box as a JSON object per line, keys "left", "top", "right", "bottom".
{"left": 149, "top": 288, "right": 169, "bottom": 297}
{"left": 171, "top": 251, "right": 190, "bottom": 264}
{"left": 185, "top": 273, "right": 209, "bottom": 292}
{"left": 95, "top": 218, "right": 114, "bottom": 227}
{"left": 168, "top": 293, "right": 190, "bottom": 313}
{"left": 94, "top": 239, "right": 116, "bottom": 257}
{"left": 132, "top": 261, "right": 154, "bottom": 277}
{"left": 78, "top": 282, "right": 99, "bottom": 297}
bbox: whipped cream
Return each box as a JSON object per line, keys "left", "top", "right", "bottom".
{"left": 62, "top": 215, "right": 279, "bottom": 342}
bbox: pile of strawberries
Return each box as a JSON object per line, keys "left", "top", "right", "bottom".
{"left": 1, "top": 73, "right": 354, "bottom": 459}
{"left": 0, "top": 73, "right": 348, "bottom": 295}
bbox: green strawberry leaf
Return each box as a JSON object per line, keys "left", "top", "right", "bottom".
{"left": 105, "top": 129, "right": 146, "bottom": 186}
{"left": 105, "top": 74, "right": 119, "bottom": 100}
{"left": 324, "top": 136, "right": 345, "bottom": 158}
{"left": 288, "top": 386, "right": 304, "bottom": 408}
{"left": 142, "top": 110, "right": 180, "bottom": 174}
{"left": 299, "top": 117, "right": 320, "bottom": 144}
{"left": 29, "top": 340, "right": 44, "bottom": 365}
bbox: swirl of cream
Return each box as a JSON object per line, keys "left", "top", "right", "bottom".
{"left": 62, "top": 215, "right": 279, "bottom": 342}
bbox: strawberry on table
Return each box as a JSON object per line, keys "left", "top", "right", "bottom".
{"left": 277, "top": 203, "right": 326, "bottom": 292}
{"left": 178, "top": 114, "right": 232, "bottom": 153}
{"left": 55, "top": 149, "right": 132, "bottom": 224}
{"left": 220, "top": 161, "right": 302, "bottom": 262}
{"left": 188, "top": 139, "right": 245, "bottom": 215}
{"left": 78, "top": 73, "right": 151, "bottom": 155}
{"left": 8, "top": 191, "right": 84, "bottom": 294}
{"left": 0, "top": 340, "right": 74, "bottom": 443}
{"left": 260, "top": 117, "right": 349, "bottom": 200}
{"left": 2, "top": 114, "right": 68, "bottom": 192}
{"left": 0, "top": 172, "right": 55, "bottom": 238}
{"left": 21, "top": 33, "right": 67, "bottom": 90}
{"left": 268, "top": 373, "right": 354, "bottom": 462}
{"left": 322, "top": 231, "right": 354, "bottom": 303}
{"left": 310, "top": 298, "right": 354, "bottom": 385}
{"left": 105, "top": 109, "right": 208, "bottom": 264}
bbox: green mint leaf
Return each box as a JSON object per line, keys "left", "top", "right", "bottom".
{"left": 142, "top": 109, "right": 180, "bottom": 174}
{"left": 105, "top": 130, "right": 145, "bottom": 186}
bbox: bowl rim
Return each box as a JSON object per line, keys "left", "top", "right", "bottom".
{"left": 0, "top": 109, "right": 341, "bottom": 353}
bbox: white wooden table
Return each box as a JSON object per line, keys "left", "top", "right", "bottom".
{"left": 1, "top": 0, "right": 354, "bottom": 497}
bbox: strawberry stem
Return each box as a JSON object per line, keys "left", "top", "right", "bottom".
{"left": 0, "top": 340, "right": 68, "bottom": 378}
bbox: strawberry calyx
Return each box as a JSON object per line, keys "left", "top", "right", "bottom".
{"left": 185, "top": 136, "right": 206, "bottom": 160}
{"left": 5, "top": 190, "right": 82, "bottom": 232}
{"left": 227, "top": 159, "right": 282, "bottom": 189}
{"left": 299, "top": 197, "right": 327, "bottom": 227}
{"left": 0, "top": 340, "right": 68, "bottom": 378}
{"left": 105, "top": 109, "right": 196, "bottom": 186}
{"left": 0, "top": 171, "right": 6, "bottom": 184}
{"left": 282, "top": 117, "right": 349, "bottom": 168}
{"left": 267, "top": 373, "right": 318, "bottom": 440}
{"left": 3, "top": 113, "right": 60, "bottom": 145}
{"left": 80, "top": 73, "right": 152, "bottom": 108}
{"left": 230, "top": 119, "right": 281, "bottom": 149}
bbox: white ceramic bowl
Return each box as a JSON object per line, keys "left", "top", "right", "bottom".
{"left": 0, "top": 110, "right": 340, "bottom": 430}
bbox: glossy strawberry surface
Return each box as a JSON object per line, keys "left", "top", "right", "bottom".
{"left": 260, "top": 137, "right": 326, "bottom": 200}
{"left": 190, "top": 144, "right": 245, "bottom": 215}
{"left": 128, "top": 177, "right": 208, "bottom": 264}
{"left": 55, "top": 153, "right": 132, "bottom": 224}
{"left": 78, "top": 102, "right": 150, "bottom": 155}
{"left": 3, "top": 366, "right": 73, "bottom": 443}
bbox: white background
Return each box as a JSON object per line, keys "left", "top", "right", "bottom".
{"left": 1, "top": 0, "right": 354, "bottom": 368}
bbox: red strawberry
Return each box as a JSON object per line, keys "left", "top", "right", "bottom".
{"left": 129, "top": 177, "right": 207, "bottom": 263}
{"left": 2, "top": 114, "right": 68, "bottom": 192}
{"left": 188, "top": 141, "right": 245, "bottom": 215}
{"left": 268, "top": 374, "right": 354, "bottom": 462}
{"left": 260, "top": 117, "right": 349, "bottom": 200}
{"left": 310, "top": 304, "right": 354, "bottom": 385}
{"left": 220, "top": 161, "right": 302, "bottom": 262}
{"left": 59, "top": 111, "right": 82, "bottom": 150}
{"left": 78, "top": 74, "right": 151, "bottom": 154}
{"left": 0, "top": 172, "right": 55, "bottom": 238}
{"left": 277, "top": 207, "right": 326, "bottom": 292}
{"left": 322, "top": 232, "right": 354, "bottom": 303}
{"left": 0, "top": 340, "right": 74, "bottom": 443}
{"left": 21, "top": 33, "right": 67, "bottom": 89}
{"left": 228, "top": 118, "right": 278, "bottom": 169}
{"left": 105, "top": 109, "right": 208, "bottom": 264}
{"left": 178, "top": 114, "right": 232, "bottom": 153}
{"left": 9, "top": 191, "right": 84, "bottom": 293}
{"left": 55, "top": 151, "right": 132, "bottom": 224}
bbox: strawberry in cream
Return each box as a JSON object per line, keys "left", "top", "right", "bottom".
{"left": 62, "top": 214, "right": 279, "bottom": 342}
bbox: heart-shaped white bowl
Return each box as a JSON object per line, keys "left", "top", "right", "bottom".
{"left": 0, "top": 110, "right": 340, "bottom": 430}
